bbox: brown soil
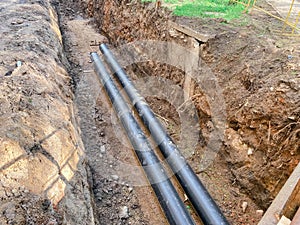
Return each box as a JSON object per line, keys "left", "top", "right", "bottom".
{"left": 1, "top": 0, "right": 299, "bottom": 224}
{"left": 0, "top": 0, "right": 94, "bottom": 224}
{"left": 58, "top": 4, "right": 168, "bottom": 225}
{"left": 74, "top": 0, "right": 299, "bottom": 224}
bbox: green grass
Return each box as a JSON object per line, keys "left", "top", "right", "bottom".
{"left": 143, "top": 0, "right": 246, "bottom": 20}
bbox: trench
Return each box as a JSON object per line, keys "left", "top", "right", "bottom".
{"left": 1, "top": 0, "right": 298, "bottom": 224}
{"left": 56, "top": 0, "right": 300, "bottom": 225}
{"left": 56, "top": 3, "right": 259, "bottom": 225}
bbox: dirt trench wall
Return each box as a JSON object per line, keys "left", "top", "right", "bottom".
{"left": 80, "top": 0, "right": 300, "bottom": 211}
{"left": 82, "top": 0, "right": 202, "bottom": 102}
{"left": 0, "top": 1, "right": 94, "bottom": 224}
{"left": 86, "top": 0, "right": 171, "bottom": 44}
{"left": 202, "top": 31, "right": 300, "bottom": 209}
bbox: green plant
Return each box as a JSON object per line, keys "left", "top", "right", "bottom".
{"left": 142, "top": 0, "right": 246, "bottom": 20}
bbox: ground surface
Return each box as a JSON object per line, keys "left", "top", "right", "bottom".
{"left": 0, "top": 0, "right": 94, "bottom": 224}
{"left": 266, "top": 0, "right": 300, "bottom": 30}
{"left": 58, "top": 5, "right": 168, "bottom": 225}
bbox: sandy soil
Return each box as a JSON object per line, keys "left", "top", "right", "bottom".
{"left": 0, "top": 0, "right": 94, "bottom": 224}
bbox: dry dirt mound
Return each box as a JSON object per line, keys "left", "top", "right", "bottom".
{"left": 0, "top": 1, "right": 94, "bottom": 224}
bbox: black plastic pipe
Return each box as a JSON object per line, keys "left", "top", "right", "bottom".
{"left": 100, "top": 44, "right": 230, "bottom": 225}
{"left": 90, "top": 52, "right": 195, "bottom": 225}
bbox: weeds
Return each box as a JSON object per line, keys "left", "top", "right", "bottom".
{"left": 142, "top": 0, "right": 246, "bottom": 20}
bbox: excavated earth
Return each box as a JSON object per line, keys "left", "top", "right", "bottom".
{"left": 0, "top": 0, "right": 94, "bottom": 224}
{"left": 0, "top": 0, "right": 299, "bottom": 225}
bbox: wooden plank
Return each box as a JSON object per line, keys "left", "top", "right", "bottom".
{"left": 282, "top": 179, "right": 300, "bottom": 219}
{"left": 291, "top": 207, "right": 300, "bottom": 225}
{"left": 277, "top": 216, "right": 291, "bottom": 225}
{"left": 258, "top": 163, "right": 300, "bottom": 225}
{"left": 168, "top": 21, "right": 215, "bottom": 42}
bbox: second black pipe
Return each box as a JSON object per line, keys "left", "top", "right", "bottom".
{"left": 91, "top": 52, "right": 195, "bottom": 225}
{"left": 100, "top": 44, "right": 230, "bottom": 225}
